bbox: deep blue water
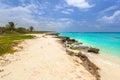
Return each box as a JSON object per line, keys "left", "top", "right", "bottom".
{"left": 59, "top": 32, "right": 120, "bottom": 57}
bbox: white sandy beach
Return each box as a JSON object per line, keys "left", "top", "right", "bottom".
{"left": 0, "top": 34, "right": 95, "bottom": 80}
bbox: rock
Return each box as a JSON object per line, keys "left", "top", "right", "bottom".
{"left": 67, "top": 39, "right": 77, "bottom": 44}
{"left": 60, "top": 36, "right": 77, "bottom": 44}
{"left": 88, "top": 47, "right": 99, "bottom": 54}
{"left": 59, "top": 36, "right": 70, "bottom": 43}
{"left": 79, "top": 45, "right": 89, "bottom": 51}
{"left": 74, "top": 42, "right": 83, "bottom": 45}
{"left": 66, "top": 48, "right": 75, "bottom": 56}
{"left": 78, "top": 53, "right": 100, "bottom": 80}
{"left": 76, "top": 52, "right": 82, "bottom": 57}
{"left": 66, "top": 48, "right": 79, "bottom": 56}
{"left": 79, "top": 53, "right": 88, "bottom": 61}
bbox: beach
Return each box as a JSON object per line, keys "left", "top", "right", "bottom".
{"left": 85, "top": 52, "right": 120, "bottom": 80}
{"left": 0, "top": 34, "right": 95, "bottom": 80}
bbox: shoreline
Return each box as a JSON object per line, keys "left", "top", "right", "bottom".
{"left": 58, "top": 34, "right": 120, "bottom": 80}
{"left": 0, "top": 34, "right": 96, "bottom": 80}
{"left": 56, "top": 35, "right": 100, "bottom": 80}
{"left": 86, "top": 52, "right": 120, "bottom": 80}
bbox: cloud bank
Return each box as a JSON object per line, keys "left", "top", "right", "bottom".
{"left": 0, "top": 0, "right": 120, "bottom": 32}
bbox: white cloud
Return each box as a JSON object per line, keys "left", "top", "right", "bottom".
{"left": 0, "top": 1, "right": 73, "bottom": 31}
{"left": 100, "top": 5, "right": 118, "bottom": 13}
{"left": 99, "top": 10, "right": 120, "bottom": 23}
{"left": 65, "top": 0, "right": 94, "bottom": 9}
{"left": 0, "top": 3, "right": 40, "bottom": 26}
{"left": 61, "top": 10, "right": 71, "bottom": 14}
{"left": 54, "top": 3, "right": 68, "bottom": 11}
{"left": 61, "top": 9, "right": 74, "bottom": 14}
{"left": 0, "top": 0, "right": 76, "bottom": 31}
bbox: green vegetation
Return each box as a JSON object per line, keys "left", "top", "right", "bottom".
{"left": 6, "top": 22, "right": 16, "bottom": 31}
{"left": 69, "top": 46, "right": 79, "bottom": 50}
{"left": 29, "top": 26, "right": 34, "bottom": 32}
{"left": 16, "top": 27, "right": 28, "bottom": 34}
{"left": 0, "top": 22, "right": 35, "bottom": 34}
{"left": 0, "top": 22, "right": 55, "bottom": 56}
{"left": 0, "top": 22, "right": 35, "bottom": 56}
{"left": 0, "top": 34, "right": 34, "bottom": 56}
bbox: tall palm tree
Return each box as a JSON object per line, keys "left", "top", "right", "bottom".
{"left": 7, "top": 22, "right": 16, "bottom": 31}
{"left": 29, "top": 26, "right": 34, "bottom": 32}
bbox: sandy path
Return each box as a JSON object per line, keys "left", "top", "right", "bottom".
{"left": 0, "top": 34, "right": 95, "bottom": 80}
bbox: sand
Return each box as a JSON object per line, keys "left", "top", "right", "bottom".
{"left": 85, "top": 52, "right": 120, "bottom": 80}
{"left": 0, "top": 34, "right": 95, "bottom": 80}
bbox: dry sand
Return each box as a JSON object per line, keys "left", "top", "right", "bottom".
{"left": 0, "top": 34, "right": 95, "bottom": 80}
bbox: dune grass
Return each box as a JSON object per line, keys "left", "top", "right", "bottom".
{"left": 0, "top": 31, "right": 34, "bottom": 56}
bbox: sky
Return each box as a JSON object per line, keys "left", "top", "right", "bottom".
{"left": 0, "top": 0, "right": 120, "bottom": 32}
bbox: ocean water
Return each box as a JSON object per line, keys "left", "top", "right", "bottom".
{"left": 59, "top": 32, "right": 120, "bottom": 57}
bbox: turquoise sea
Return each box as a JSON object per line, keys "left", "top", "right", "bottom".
{"left": 59, "top": 32, "right": 120, "bottom": 58}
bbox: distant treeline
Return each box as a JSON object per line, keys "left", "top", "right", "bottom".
{"left": 0, "top": 22, "right": 34, "bottom": 34}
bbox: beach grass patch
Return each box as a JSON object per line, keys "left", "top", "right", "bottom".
{"left": 70, "top": 46, "right": 79, "bottom": 50}
{"left": 0, "top": 34, "right": 34, "bottom": 56}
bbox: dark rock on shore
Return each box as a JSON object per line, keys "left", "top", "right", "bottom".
{"left": 78, "top": 53, "right": 100, "bottom": 80}
{"left": 79, "top": 45, "right": 89, "bottom": 51}
{"left": 67, "top": 51, "right": 100, "bottom": 80}
{"left": 59, "top": 36, "right": 78, "bottom": 44}
{"left": 56, "top": 36, "right": 69, "bottom": 43}
{"left": 88, "top": 47, "right": 99, "bottom": 54}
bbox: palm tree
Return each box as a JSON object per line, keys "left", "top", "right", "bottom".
{"left": 29, "top": 26, "right": 34, "bottom": 32}
{"left": 7, "top": 22, "right": 16, "bottom": 31}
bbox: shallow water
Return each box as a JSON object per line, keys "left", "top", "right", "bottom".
{"left": 59, "top": 32, "right": 120, "bottom": 58}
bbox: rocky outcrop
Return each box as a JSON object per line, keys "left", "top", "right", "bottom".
{"left": 88, "top": 47, "right": 99, "bottom": 54}
{"left": 59, "top": 36, "right": 78, "bottom": 44}
{"left": 67, "top": 50, "right": 100, "bottom": 80}
{"left": 57, "top": 35, "right": 101, "bottom": 80}
{"left": 77, "top": 53, "right": 100, "bottom": 80}
{"left": 59, "top": 36, "right": 100, "bottom": 54}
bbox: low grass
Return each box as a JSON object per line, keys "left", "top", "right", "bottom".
{"left": 0, "top": 31, "right": 34, "bottom": 56}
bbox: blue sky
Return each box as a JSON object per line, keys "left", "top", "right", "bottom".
{"left": 0, "top": 0, "right": 120, "bottom": 32}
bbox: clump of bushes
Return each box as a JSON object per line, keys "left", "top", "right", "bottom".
{"left": 0, "top": 22, "right": 34, "bottom": 34}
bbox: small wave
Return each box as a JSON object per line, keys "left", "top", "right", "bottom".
{"left": 86, "top": 53, "right": 120, "bottom": 68}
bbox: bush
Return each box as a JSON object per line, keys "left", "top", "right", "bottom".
{"left": 3, "top": 30, "right": 20, "bottom": 35}
{"left": 16, "top": 27, "right": 28, "bottom": 34}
